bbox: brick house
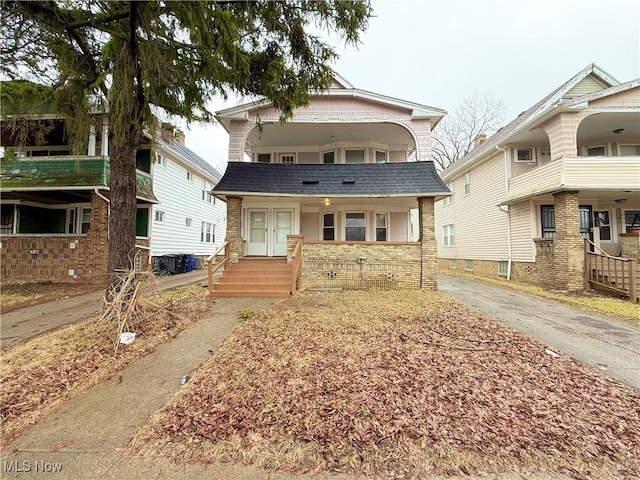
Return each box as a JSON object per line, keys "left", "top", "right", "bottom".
{"left": 434, "top": 64, "right": 640, "bottom": 301}
{"left": 209, "top": 74, "right": 450, "bottom": 296}
{"left": 1, "top": 111, "right": 226, "bottom": 284}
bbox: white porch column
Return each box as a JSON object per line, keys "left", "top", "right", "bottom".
{"left": 88, "top": 125, "right": 96, "bottom": 156}
{"left": 100, "top": 117, "right": 109, "bottom": 156}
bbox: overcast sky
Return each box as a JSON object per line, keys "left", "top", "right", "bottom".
{"left": 182, "top": 0, "right": 640, "bottom": 173}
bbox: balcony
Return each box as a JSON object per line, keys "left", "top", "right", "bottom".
{"left": 503, "top": 156, "right": 640, "bottom": 204}
{"left": 0, "top": 156, "right": 156, "bottom": 202}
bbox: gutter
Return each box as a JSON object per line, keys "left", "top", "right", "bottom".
{"left": 496, "top": 145, "right": 512, "bottom": 281}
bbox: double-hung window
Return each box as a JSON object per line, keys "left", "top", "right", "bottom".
{"left": 345, "top": 212, "right": 365, "bottom": 241}
{"left": 443, "top": 182, "right": 454, "bottom": 206}
{"left": 375, "top": 213, "right": 388, "bottom": 241}
{"left": 201, "top": 222, "right": 215, "bottom": 243}
{"left": 443, "top": 224, "right": 455, "bottom": 246}
{"left": 463, "top": 173, "right": 470, "bottom": 195}
{"left": 594, "top": 211, "right": 612, "bottom": 241}
{"left": 322, "top": 213, "right": 335, "bottom": 240}
{"left": 540, "top": 205, "right": 555, "bottom": 237}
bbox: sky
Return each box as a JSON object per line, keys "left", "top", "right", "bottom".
{"left": 180, "top": 0, "right": 640, "bottom": 173}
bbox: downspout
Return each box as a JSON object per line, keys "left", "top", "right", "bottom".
{"left": 495, "top": 145, "right": 512, "bottom": 280}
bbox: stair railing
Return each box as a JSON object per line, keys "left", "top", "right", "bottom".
{"left": 207, "top": 241, "right": 229, "bottom": 297}
{"left": 584, "top": 239, "right": 637, "bottom": 302}
{"left": 290, "top": 237, "right": 302, "bottom": 295}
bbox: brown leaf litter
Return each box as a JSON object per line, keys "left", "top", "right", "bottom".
{"left": 127, "top": 290, "right": 640, "bottom": 479}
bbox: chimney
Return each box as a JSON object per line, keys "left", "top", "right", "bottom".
{"left": 160, "top": 122, "right": 174, "bottom": 143}
{"left": 174, "top": 129, "right": 185, "bottom": 145}
{"left": 473, "top": 133, "right": 487, "bottom": 148}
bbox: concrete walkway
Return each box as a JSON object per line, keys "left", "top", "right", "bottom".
{"left": 1, "top": 270, "right": 209, "bottom": 348}
{"left": 438, "top": 273, "right": 640, "bottom": 390}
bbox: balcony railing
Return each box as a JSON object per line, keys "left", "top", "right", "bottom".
{"left": 503, "top": 156, "right": 640, "bottom": 204}
{"left": 0, "top": 156, "right": 155, "bottom": 201}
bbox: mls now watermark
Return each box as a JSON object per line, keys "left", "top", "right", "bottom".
{"left": 3, "top": 460, "right": 63, "bottom": 473}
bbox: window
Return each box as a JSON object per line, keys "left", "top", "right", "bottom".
{"left": 16, "top": 205, "right": 65, "bottom": 234}
{"left": 463, "top": 172, "right": 470, "bottom": 195}
{"left": 67, "top": 207, "right": 76, "bottom": 234}
{"left": 586, "top": 145, "right": 606, "bottom": 156}
{"left": 498, "top": 261, "right": 508, "bottom": 277}
{"left": 136, "top": 149, "right": 151, "bottom": 173}
{"left": 136, "top": 208, "right": 149, "bottom": 237}
{"left": 202, "top": 181, "right": 215, "bottom": 203}
{"left": 345, "top": 149, "right": 365, "bottom": 164}
{"left": 593, "top": 211, "right": 611, "bottom": 241}
{"left": 443, "top": 224, "right": 455, "bottom": 246}
{"left": 624, "top": 210, "right": 640, "bottom": 232}
{"left": 540, "top": 205, "right": 555, "bottom": 237}
{"left": 186, "top": 171, "right": 193, "bottom": 181}
{"left": 323, "top": 151, "right": 335, "bottom": 164}
{"left": 465, "top": 260, "right": 473, "bottom": 271}
{"left": 345, "top": 212, "right": 365, "bottom": 241}
{"left": 449, "top": 259, "right": 457, "bottom": 269}
{"left": 81, "top": 208, "right": 91, "bottom": 233}
{"left": 375, "top": 213, "right": 388, "bottom": 241}
{"left": 256, "top": 153, "right": 271, "bottom": 163}
{"left": 156, "top": 154, "right": 167, "bottom": 167}
{"left": 201, "top": 222, "right": 215, "bottom": 243}
{"left": 279, "top": 153, "right": 295, "bottom": 164}
{"left": 619, "top": 144, "right": 640, "bottom": 156}
{"left": 155, "top": 210, "right": 165, "bottom": 223}
{"left": 515, "top": 147, "right": 535, "bottom": 163}
{"left": 375, "top": 150, "right": 387, "bottom": 163}
{"left": 443, "top": 182, "right": 454, "bottom": 206}
{"left": 185, "top": 218, "right": 192, "bottom": 228}
{"left": 539, "top": 148, "right": 552, "bottom": 166}
{"left": 322, "top": 213, "right": 335, "bottom": 241}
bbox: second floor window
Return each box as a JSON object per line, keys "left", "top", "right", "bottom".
{"left": 345, "top": 149, "right": 365, "bottom": 164}
{"left": 464, "top": 172, "right": 470, "bottom": 195}
{"left": 443, "top": 182, "right": 454, "bottom": 206}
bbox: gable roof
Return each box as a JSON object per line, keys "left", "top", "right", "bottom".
{"left": 215, "top": 73, "right": 446, "bottom": 132}
{"left": 213, "top": 162, "right": 450, "bottom": 199}
{"left": 440, "top": 63, "right": 621, "bottom": 181}
{"left": 157, "top": 136, "right": 222, "bottom": 181}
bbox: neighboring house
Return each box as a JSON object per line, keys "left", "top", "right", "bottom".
{"left": 0, "top": 112, "right": 226, "bottom": 284}
{"left": 210, "top": 74, "right": 450, "bottom": 296}
{"left": 435, "top": 64, "right": 640, "bottom": 300}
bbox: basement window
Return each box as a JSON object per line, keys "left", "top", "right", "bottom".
{"left": 498, "top": 261, "right": 508, "bottom": 277}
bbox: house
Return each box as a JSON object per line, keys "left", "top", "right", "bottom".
{"left": 0, "top": 106, "right": 226, "bottom": 284}
{"left": 209, "top": 74, "right": 450, "bottom": 297}
{"left": 435, "top": 64, "right": 640, "bottom": 300}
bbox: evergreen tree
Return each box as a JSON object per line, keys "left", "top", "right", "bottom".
{"left": 1, "top": 1, "right": 371, "bottom": 290}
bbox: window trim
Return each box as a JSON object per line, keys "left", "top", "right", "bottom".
{"left": 463, "top": 172, "right": 470, "bottom": 195}
{"left": 618, "top": 143, "right": 640, "bottom": 156}
{"left": 538, "top": 147, "right": 552, "bottom": 166}
{"left": 622, "top": 209, "right": 640, "bottom": 233}
{"left": 322, "top": 150, "right": 336, "bottom": 164}
{"left": 443, "top": 182, "right": 454, "bottom": 206}
{"left": 255, "top": 153, "right": 272, "bottom": 163}
{"left": 278, "top": 153, "right": 296, "bottom": 164}
{"left": 514, "top": 147, "right": 536, "bottom": 163}
{"left": 185, "top": 217, "right": 192, "bottom": 228}
{"left": 186, "top": 170, "right": 193, "bottom": 181}
{"left": 593, "top": 210, "right": 613, "bottom": 242}
{"left": 322, "top": 212, "right": 336, "bottom": 241}
{"left": 154, "top": 210, "right": 165, "bottom": 224}
{"left": 465, "top": 260, "right": 473, "bottom": 271}
{"left": 374, "top": 149, "right": 388, "bottom": 164}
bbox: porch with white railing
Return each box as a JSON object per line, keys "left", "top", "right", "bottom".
{"left": 584, "top": 240, "right": 639, "bottom": 303}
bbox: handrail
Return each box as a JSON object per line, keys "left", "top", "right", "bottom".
{"left": 207, "top": 241, "right": 229, "bottom": 296}
{"left": 584, "top": 238, "right": 625, "bottom": 260}
{"left": 290, "top": 238, "right": 302, "bottom": 295}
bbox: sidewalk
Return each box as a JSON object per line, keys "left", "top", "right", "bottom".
{"left": 438, "top": 273, "right": 640, "bottom": 390}
{"left": 1, "top": 270, "right": 209, "bottom": 348}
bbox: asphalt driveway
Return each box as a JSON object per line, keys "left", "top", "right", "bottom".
{"left": 438, "top": 274, "right": 640, "bottom": 390}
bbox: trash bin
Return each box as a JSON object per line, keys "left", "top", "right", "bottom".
{"left": 193, "top": 256, "right": 202, "bottom": 270}
{"left": 187, "top": 254, "right": 195, "bottom": 272}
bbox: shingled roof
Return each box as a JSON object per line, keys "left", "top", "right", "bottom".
{"left": 213, "top": 162, "right": 450, "bottom": 199}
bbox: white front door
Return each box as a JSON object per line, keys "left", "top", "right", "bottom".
{"left": 273, "top": 209, "right": 293, "bottom": 256}
{"left": 247, "top": 209, "right": 268, "bottom": 256}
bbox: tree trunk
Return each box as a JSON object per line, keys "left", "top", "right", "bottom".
{"left": 107, "top": 134, "right": 139, "bottom": 292}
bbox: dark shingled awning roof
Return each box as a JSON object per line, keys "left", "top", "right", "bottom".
{"left": 213, "top": 162, "right": 450, "bottom": 198}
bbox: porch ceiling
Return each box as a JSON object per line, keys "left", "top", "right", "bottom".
{"left": 239, "top": 195, "right": 420, "bottom": 210}
{"left": 245, "top": 122, "right": 416, "bottom": 149}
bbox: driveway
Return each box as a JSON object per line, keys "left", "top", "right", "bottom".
{"left": 438, "top": 274, "right": 640, "bottom": 390}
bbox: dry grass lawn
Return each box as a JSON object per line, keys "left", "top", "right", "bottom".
{"left": 1, "top": 281, "right": 101, "bottom": 313}
{"left": 0, "top": 284, "right": 213, "bottom": 450}
{"left": 129, "top": 290, "right": 640, "bottom": 479}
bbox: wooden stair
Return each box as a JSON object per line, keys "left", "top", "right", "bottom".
{"left": 212, "top": 257, "right": 292, "bottom": 297}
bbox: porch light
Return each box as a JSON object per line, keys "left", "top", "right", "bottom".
{"left": 323, "top": 198, "right": 331, "bottom": 206}
{"left": 613, "top": 128, "right": 624, "bottom": 134}
{"left": 614, "top": 198, "right": 627, "bottom": 204}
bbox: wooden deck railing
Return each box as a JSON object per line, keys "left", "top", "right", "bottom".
{"left": 290, "top": 237, "right": 302, "bottom": 295}
{"left": 207, "top": 241, "right": 229, "bottom": 297}
{"left": 584, "top": 240, "right": 638, "bottom": 302}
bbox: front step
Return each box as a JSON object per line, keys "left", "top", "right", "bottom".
{"left": 212, "top": 257, "right": 292, "bottom": 298}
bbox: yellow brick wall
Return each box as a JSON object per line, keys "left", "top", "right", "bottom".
{"left": 301, "top": 242, "right": 421, "bottom": 289}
